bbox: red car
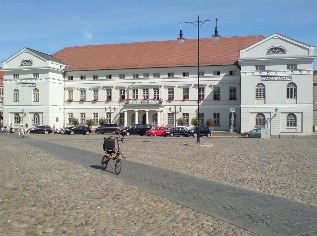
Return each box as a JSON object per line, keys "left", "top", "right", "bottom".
{"left": 146, "top": 126, "right": 169, "bottom": 136}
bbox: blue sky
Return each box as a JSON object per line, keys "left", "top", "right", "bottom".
{"left": 1, "top": 0, "right": 316, "bottom": 68}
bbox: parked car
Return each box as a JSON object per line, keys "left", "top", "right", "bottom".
{"left": 120, "top": 124, "right": 152, "bottom": 136}
{"left": 29, "top": 125, "right": 53, "bottom": 134}
{"left": 241, "top": 128, "right": 261, "bottom": 138}
{"left": 95, "top": 124, "right": 121, "bottom": 134}
{"left": 189, "top": 126, "right": 212, "bottom": 138}
{"left": 64, "top": 126, "right": 92, "bottom": 135}
{"left": 162, "top": 127, "right": 189, "bottom": 137}
{"left": 146, "top": 126, "right": 169, "bottom": 136}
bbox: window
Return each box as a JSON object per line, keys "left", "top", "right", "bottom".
{"left": 80, "top": 113, "right": 86, "bottom": 124}
{"left": 182, "top": 72, "right": 189, "bottom": 77}
{"left": 229, "top": 87, "right": 237, "bottom": 100}
{"left": 168, "top": 113, "right": 174, "bottom": 126}
{"left": 287, "top": 113, "right": 297, "bottom": 127}
{"left": 255, "top": 83, "right": 265, "bottom": 99}
{"left": 287, "top": 64, "right": 297, "bottom": 70}
{"left": 33, "top": 88, "right": 39, "bottom": 102}
{"left": 68, "top": 90, "right": 73, "bottom": 101}
{"left": 213, "top": 71, "right": 220, "bottom": 76}
{"left": 152, "top": 114, "right": 158, "bottom": 125}
{"left": 119, "top": 113, "right": 124, "bottom": 125}
{"left": 13, "top": 89, "right": 19, "bottom": 102}
{"left": 143, "top": 88, "right": 149, "bottom": 99}
{"left": 80, "top": 89, "right": 86, "bottom": 101}
{"left": 106, "top": 112, "right": 111, "bottom": 123}
{"left": 255, "top": 65, "right": 265, "bottom": 71}
{"left": 68, "top": 113, "right": 73, "bottom": 124}
{"left": 287, "top": 83, "right": 297, "bottom": 99}
{"left": 143, "top": 73, "right": 149, "bottom": 78}
{"left": 153, "top": 73, "right": 160, "bottom": 78}
{"left": 133, "top": 74, "right": 139, "bottom": 79}
{"left": 93, "top": 75, "right": 98, "bottom": 80}
{"left": 13, "top": 74, "right": 19, "bottom": 79}
{"left": 199, "top": 71, "right": 205, "bottom": 76}
{"left": 199, "top": 113, "right": 204, "bottom": 126}
{"left": 106, "top": 74, "right": 112, "bottom": 79}
{"left": 33, "top": 73, "right": 39, "bottom": 79}
{"left": 213, "top": 87, "right": 220, "bottom": 101}
{"left": 168, "top": 88, "right": 174, "bottom": 100}
{"left": 14, "top": 113, "right": 21, "bottom": 124}
{"left": 255, "top": 113, "right": 265, "bottom": 127}
{"left": 93, "top": 113, "right": 99, "bottom": 124}
{"left": 267, "top": 47, "right": 286, "bottom": 55}
{"left": 93, "top": 89, "right": 99, "bottom": 101}
{"left": 132, "top": 89, "right": 138, "bottom": 99}
{"left": 183, "top": 88, "right": 189, "bottom": 100}
{"left": 80, "top": 75, "right": 86, "bottom": 80}
{"left": 168, "top": 72, "right": 174, "bottom": 78}
{"left": 119, "top": 74, "right": 125, "bottom": 79}
{"left": 182, "top": 113, "right": 189, "bottom": 125}
{"left": 213, "top": 113, "right": 220, "bottom": 126}
{"left": 198, "top": 87, "right": 205, "bottom": 100}
{"left": 229, "top": 71, "right": 234, "bottom": 76}
{"left": 106, "top": 89, "right": 112, "bottom": 101}
{"left": 33, "top": 113, "right": 40, "bottom": 125}
{"left": 67, "top": 76, "right": 73, "bottom": 80}
{"left": 153, "top": 88, "right": 160, "bottom": 100}
{"left": 120, "top": 89, "right": 126, "bottom": 100}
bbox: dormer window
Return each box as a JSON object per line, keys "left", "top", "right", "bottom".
{"left": 266, "top": 47, "right": 286, "bottom": 55}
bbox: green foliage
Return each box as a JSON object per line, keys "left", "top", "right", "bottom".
{"left": 86, "top": 119, "right": 95, "bottom": 127}
{"left": 205, "top": 118, "right": 215, "bottom": 127}
{"left": 191, "top": 117, "right": 199, "bottom": 126}
{"left": 99, "top": 118, "right": 107, "bottom": 125}
{"left": 72, "top": 118, "right": 79, "bottom": 126}
{"left": 176, "top": 117, "right": 186, "bottom": 126}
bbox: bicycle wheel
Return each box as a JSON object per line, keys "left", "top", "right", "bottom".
{"left": 115, "top": 159, "right": 122, "bottom": 175}
{"left": 101, "top": 155, "right": 109, "bottom": 170}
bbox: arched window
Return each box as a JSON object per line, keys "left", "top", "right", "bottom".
{"left": 33, "top": 88, "right": 39, "bottom": 102}
{"left": 152, "top": 114, "right": 158, "bottom": 125}
{"left": 256, "top": 113, "right": 265, "bottom": 127}
{"left": 287, "top": 113, "right": 297, "bottom": 127}
{"left": 255, "top": 83, "right": 265, "bottom": 99}
{"left": 33, "top": 113, "right": 40, "bottom": 125}
{"left": 14, "top": 113, "right": 21, "bottom": 124}
{"left": 266, "top": 47, "right": 286, "bottom": 55}
{"left": 13, "top": 89, "right": 19, "bottom": 102}
{"left": 286, "top": 83, "right": 297, "bottom": 99}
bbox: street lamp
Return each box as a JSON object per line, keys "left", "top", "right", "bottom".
{"left": 169, "top": 106, "right": 182, "bottom": 127}
{"left": 105, "top": 106, "right": 116, "bottom": 123}
{"left": 178, "top": 16, "right": 220, "bottom": 143}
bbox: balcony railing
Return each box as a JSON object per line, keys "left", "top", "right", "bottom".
{"left": 125, "top": 99, "right": 163, "bottom": 105}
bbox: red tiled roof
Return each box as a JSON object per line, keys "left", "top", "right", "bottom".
{"left": 0, "top": 69, "right": 3, "bottom": 85}
{"left": 53, "top": 35, "right": 264, "bottom": 71}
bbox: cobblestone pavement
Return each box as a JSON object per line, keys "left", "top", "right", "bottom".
{"left": 1, "top": 135, "right": 255, "bottom": 236}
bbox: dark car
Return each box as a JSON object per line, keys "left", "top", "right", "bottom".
{"left": 29, "top": 125, "right": 53, "bottom": 134}
{"left": 189, "top": 126, "right": 212, "bottom": 138}
{"left": 120, "top": 124, "right": 152, "bottom": 136}
{"left": 95, "top": 124, "right": 121, "bottom": 134}
{"left": 64, "top": 126, "right": 92, "bottom": 135}
{"left": 162, "top": 127, "right": 189, "bottom": 137}
{"left": 241, "top": 128, "right": 261, "bottom": 138}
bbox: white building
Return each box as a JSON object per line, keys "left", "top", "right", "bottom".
{"left": 1, "top": 33, "right": 315, "bottom": 135}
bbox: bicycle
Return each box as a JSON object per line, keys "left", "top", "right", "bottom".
{"left": 101, "top": 136, "right": 125, "bottom": 175}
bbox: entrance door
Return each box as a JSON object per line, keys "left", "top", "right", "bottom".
{"left": 142, "top": 114, "right": 146, "bottom": 124}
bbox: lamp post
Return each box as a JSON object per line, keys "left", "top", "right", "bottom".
{"left": 21, "top": 109, "right": 26, "bottom": 125}
{"left": 169, "top": 106, "right": 182, "bottom": 127}
{"left": 105, "top": 106, "right": 116, "bottom": 123}
{"left": 178, "top": 16, "right": 220, "bottom": 143}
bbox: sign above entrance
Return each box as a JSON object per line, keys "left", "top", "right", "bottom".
{"left": 261, "top": 76, "right": 292, "bottom": 81}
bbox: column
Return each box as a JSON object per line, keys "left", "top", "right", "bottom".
{"left": 157, "top": 111, "right": 161, "bottom": 126}
{"left": 145, "top": 110, "right": 149, "bottom": 124}
{"left": 124, "top": 111, "right": 128, "bottom": 127}
{"left": 134, "top": 110, "right": 138, "bottom": 124}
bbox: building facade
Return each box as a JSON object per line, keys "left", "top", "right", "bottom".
{"left": 2, "top": 34, "right": 316, "bottom": 135}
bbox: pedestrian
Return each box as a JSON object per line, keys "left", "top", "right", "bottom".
{"left": 10, "top": 123, "right": 14, "bottom": 133}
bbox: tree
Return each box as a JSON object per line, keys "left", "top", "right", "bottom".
{"left": 205, "top": 118, "right": 215, "bottom": 127}
{"left": 71, "top": 118, "right": 79, "bottom": 126}
{"left": 99, "top": 118, "right": 107, "bottom": 126}
{"left": 86, "top": 119, "right": 95, "bottom": 127}
{"left": 191, "top": 117, "right": 199, "bottom": 127}
{"left": 176, "top": 117, "right": 186, "bottom": 126}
